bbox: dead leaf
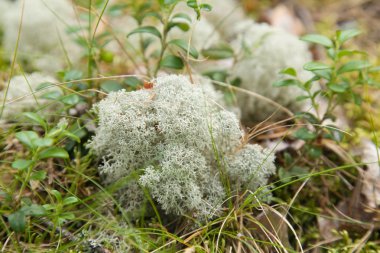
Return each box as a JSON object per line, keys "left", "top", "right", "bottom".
{"left": 249, "top": 205, "right": 291, "bottom": 250}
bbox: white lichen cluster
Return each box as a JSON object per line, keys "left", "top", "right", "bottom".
{"left": 82, "top": 224, "right": 132, "bottom": 253}
{"left": 0, "top": 73, "right": 61, "bottom": 121}
{"left": 229, "top": 21, "right": 312, "bottom": 123}
{"left": 0, "top": 0, "right": 81, "bottom": 72}
{"left": 88, "top": 74, "right": 276, "bottom": 220}
{"left": 226, "top": 144, "right": 276, "bottom": 192}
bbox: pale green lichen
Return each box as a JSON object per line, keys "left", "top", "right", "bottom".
{"left": 225, "top": 144, "right": 276, "bottom": 194}
{"left": 230, "top": 21, "right": 313, "bottom": 123}
{"left": 88, "top": 74, "right": 276, "bottom": 220}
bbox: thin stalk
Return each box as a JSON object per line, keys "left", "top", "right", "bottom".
{"left": 0, "top": 0, "right": 25, "bottom": 120}
{"left": 87, "top": 0, "right": 94, "bottom": 86}
{"left": 153, "top": 31, "right": 168, "bottom": 77}
{"left": 153, "top": 5, "right": 176, "bottom": 77}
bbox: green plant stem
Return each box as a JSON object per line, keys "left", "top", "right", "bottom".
{"left": 323, "top": 39, "right": 341, "bottom": 123}
{"left": 154, "top": 31, "right": 168, "bottom": 77}
{"left": 87, "top": 0, "right": 93, "bottom": 87}
{"left": 139, "top": 33, "right": 152, "bottom": 77}
{"left": 0, "top": 1, "right": 24, "bottom": 120}
{"left": 153, "top": 5, "right": 176, "bottom": 77}
{"left": 17, "top": 146, "right": 43, "bottom": 200}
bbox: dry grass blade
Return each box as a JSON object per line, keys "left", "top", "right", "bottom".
{"left": 211, "top": 79, "right": 294, "bottom": 118}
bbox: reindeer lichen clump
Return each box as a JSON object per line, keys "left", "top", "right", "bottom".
{"left": 230, "top": 21, "right": 312, "bottom": 123}
{"left": 89, "top": 75, "right": 275, "bottom": 220}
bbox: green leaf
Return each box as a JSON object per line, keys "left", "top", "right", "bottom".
{"left": 160, "top": 55, "right": 184, "bottom": 69}
{"left": 273, "top": 79, "right": 301, "bottom": 87}
{"left": 337, "top": 60, "right": 371, "bottom": 74}
{"left": 302, "top": 80, "right": 313, "bottom": 91}
{"left": 60, "top": 213, "right": 75, "bottom": 220}
{"left": 63, "top": 70, "right": 83, "bottom": 81}
{"left": 22, "top": 112, "right": 47, "bottom": 130}
{"left": 280, "top": 67, "right": 297, "bottom": 77}
{"left": 100, "top": 81, "right": 123, "bottom": 93}
{"left": 201, "top": 43, "right": 234, "bottom": 59}
{"left": 15, "top": 131, "right": 39, "bottom": 149}
{"left": 127, "top": 26, "right": 162, "bottom": 39}
{"left": 295, "top": 95, "right": 310, "bottom": 102}
{"left": 51, "top": 190, "right": 62, "bottom": 202}
{"left": 312, "top": 69, "right": 332, "bottom": 80}
{"left": 352, "top": 92, "right": 362, "bottom": 105}
{"left": 300, "top": 34, "right": 333, "bottom": 48}
{"left": 42, "top": 204, "right": 54, "bottom": 211}
{"left": 199, "top": 3, "right": 212, "bottom": 12}
{"left": 307, "top": 146, "right": 322, "bottom": 158}
{"left": 63, "top": 196, "right": 79, "bottom": 206}
{"left": 38, "top": 147, "right": 69, "bottom": 160}
{"left": 203, "top": 70, "right": 228, "bottom": 83}
{"left": 187, "top": 0, "right": 201, "bottom": 19}
{"left": 168, "top": 21, "right": 190, "bottom": 32}
{"left": 124, "top": 77, "right": 142, "bottom": 88}
{"left": 327, "top": 48, "right": 336, "bottom": 60}
{"left": 295, "top": 112, "right": 319, "bottom": 125}
{"left": 36, "top": 81, "right": 55, "bottom": 91}
{"left": 337, "top": 49, "right": 366, "bottom": 59}
{"left": 168, "top": 39, "right": 199, "bottom": 58}
{"left": 47, "top": 128, "right": 63, "bottom": 139}
{"left": 30, "top": 171, "right": 46, "bottom": 181}
{"left": 327, "top": 83, "right": 349, "bottom": 93}
{"left": 40, "top": 91, "right": 62, "bottom": 100}
{"left": 60, "top": 94, "right": 81, "bottom": 105}
{"left": 159, "top": 0, "right": 179, "bottom": 6}
{"left": 337, "top": 29, "right": 361, "bottom": 44}
{"left": 304, "top": 62, "right": 331, "bottom": 71}
{"left": 12, "top": 159, "right": 33, "bottom": 170}
{"left": 293, "top": 127, "right": 317, "bottom": 141}
{"left": 58, "top": 213, "right": 75, "bottom": 224}
{"left": 20, "top": 204, "right": 46, "bottom": 216}
{"left": 8, "top": 210, "right": 26, "bottom": 232}
{"left": 187, "top": 0, "right": 198, "bottom": 8}
{"left": 62, "top": 130, "right": 81, "bottom": 143}
{"left": 32, "top": 137, "right": 54, "bottom": 148}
